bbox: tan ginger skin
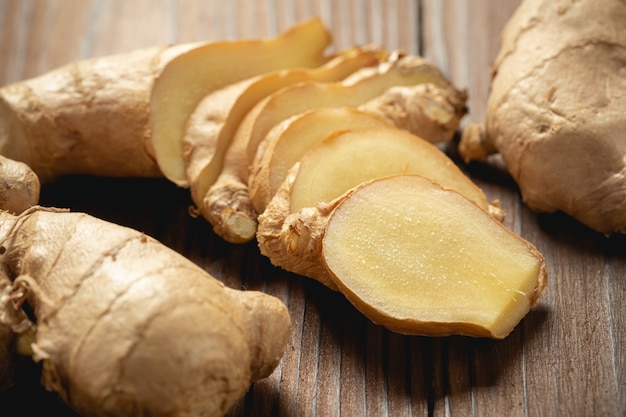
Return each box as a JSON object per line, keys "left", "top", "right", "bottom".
{"left": 459, "top": 0, "right": 626, "bottom": 235}
{"left": 0, "top": 207, "right": 291, "bottom": 417}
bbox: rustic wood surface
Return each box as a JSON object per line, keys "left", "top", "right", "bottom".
{"left": 1, "top": 1, "right": 625, "bottom": 416}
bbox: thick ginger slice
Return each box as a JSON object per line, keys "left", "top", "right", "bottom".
{"left": 249, "top": 107, "right": 393, "bottom": 214}
{"left": 150, "top": 18, "right": 332, "bottom": 186}
{"left": 184, "top": 47, "right": 384, "bottom": 209}
{"left": 0, "top": 207, "right": 290, "bottom": 417}
{"left": 322, "top": 175, "right": 547, "bottom": 338}
{"left": 287, "top": 127, "right": 495, "bottom": 214}
{"left": 205, "top": 54, "right": 467, "bottom": 243}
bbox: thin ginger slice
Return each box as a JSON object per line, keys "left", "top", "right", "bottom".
{"left": 458, "top": 0, "right": 626, "bottom": 235}
{"left": 150, "top": 18, "right": 332, "bottom": 186}
{"left": 205, "top": 54, "right": 467, "bottom": 243}
{"left": 242, "top": 53, "right": 465, "bottom": 166}
{"left": 184, "top": 47, "right": 384, "bottom": 208}
{"left": 249, "top": 107, "right": 393, "bottom": 214}
{"left": 287, "top": 127, "right": 495, "bottom": 214}
{"left": 322, "top": 175, "right": 547, "bottom": 338}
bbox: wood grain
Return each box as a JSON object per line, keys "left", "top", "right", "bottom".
{"left": 0, "top": 1, "right": 624, "bottom": 416}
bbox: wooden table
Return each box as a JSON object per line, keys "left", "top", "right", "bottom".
{"left": 1, "top": 1, "right": 624, "bottom": 416}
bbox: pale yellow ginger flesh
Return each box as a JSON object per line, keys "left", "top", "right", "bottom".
{"left": 249, "top": 107, "right": 393, "bottom": 213}
{"left": 204, "top": 54, "right": 467, "bottom": 243}
{"left": 0, "top": 207, "right": 290, "bottom": 417}
{"left": 287, "top": 127, "right": 495, "bottom": 214}
{"left": 458, "top": 0, "right": 626, "bottom": 235}
{"left": 150, "top": 17, "right": 332, "bottom": 186}
{"left": 322, "top": 175, "right": 547, "bottom": 339}
{"left": 184, "top": 47, "right": 384, "bottom": 208}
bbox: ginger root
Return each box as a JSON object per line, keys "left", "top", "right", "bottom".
{"left": 0, "top": 155, "right": 40, "bottom": 215}
{"left": 458, "top": 0, "right": 626, "bottom": 235}
{"left": 0, "top": 207, "right": 290, "bottom": 417}
{"left": 151, "top": 18, "right": 332, "bottom": 186}
{"left": 0, "top": 43, "right": 197, "bottom": 183}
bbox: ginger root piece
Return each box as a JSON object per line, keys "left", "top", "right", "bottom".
{"left": 184, "top": 46, "right": 384, "bottom": 210}
{"left": 0, "top": 155, "right": 40, "bottom": 214}
{"left": 458, "top": 0, "right": 626, "bottom": 235}
{"left": 151, "top": 18, "right": 332, "bottom": 186}
{"left": 0, "top": 43, "right": 197, "bottom": 182}
{"left": 249, "top": 107, "right": 393, "bottom": 214}
{"left": 257, "top": 128, "right": 502, "bottom": 290}
{"left": 322, "top": 175, "right": 547, "bottom": 338}
{"left": 204, "top": 54, "right": 467, "bottom": 243}
{"left": 0, "top": 207, "right": 290, "bottom": 417}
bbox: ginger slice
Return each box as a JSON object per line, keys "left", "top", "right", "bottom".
{"left": 249, "top": 107, "right": 393, "bottom": 214}
{"left": 184, "top": 47, "right": 384, "bottom": 209}
{"left": 205, "top": 54, "right": 467, "bottom": 243}
{"left": 149, "top": 18, "right": 332, "bottom": 186}
{"left": 287, "top": 127, "right": 494, "bottom": 214}
{"left": 322, "top": 175, "right": 547, "bottom": 338}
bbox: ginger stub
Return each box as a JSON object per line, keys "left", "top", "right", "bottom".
{"left": 322, "top": 175, "right": 547, "bottom": 339}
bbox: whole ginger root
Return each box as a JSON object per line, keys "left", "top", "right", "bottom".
{"left": 0, "top": 207, "right": 291, "bottom": 417}
{"left": 459, "top": 0, "right": 626, "bottom": 235}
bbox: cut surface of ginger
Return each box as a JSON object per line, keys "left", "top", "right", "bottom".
{"left": 288, "top": 127, "right": 491, "bottom": 214}
{"left": 322, "top": 175, "right": 547, "bottom": 339}
{"left": 250, "top": 107, "right": 392, "bottom": 213}
{"left": 150, "top": 18, "right": 331, "bottom": 186}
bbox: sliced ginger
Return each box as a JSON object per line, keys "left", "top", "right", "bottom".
{"left": 204, "top": 54, "right": 467, "bottom": 243}
{"left": 322, "top": 175, "right": 547, "bottom": 338}
{"left": 150, "top": 18, "right": 332, "bottom": 186}
{"left": 286, "top": 127, "right": 495, "bottom": 214}
{"left": 257, "top": 127, "right": 503, "bottom": 291}
{"left": 249, "top": 107, "right": 393, "bottom": 213}
{"left": 242, "top": 53, "right": 466, "bottom": 166}
{"left": 184, "top": 46, "right": 384, "bottom": 208}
